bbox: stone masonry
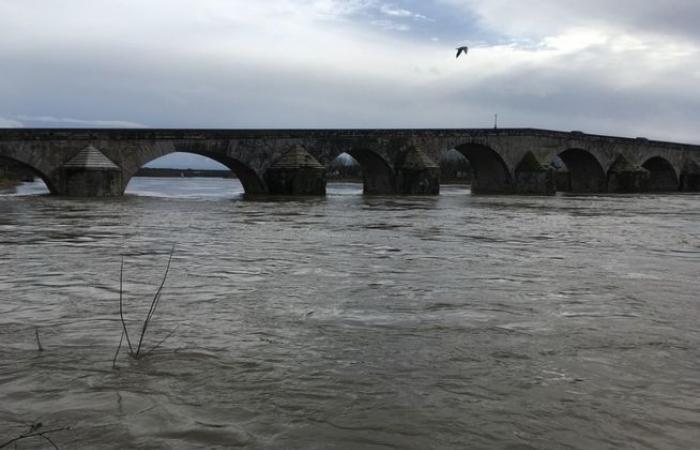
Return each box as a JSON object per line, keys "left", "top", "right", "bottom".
{"left": 0, "top": 128, "right": 698, "bottom": 197}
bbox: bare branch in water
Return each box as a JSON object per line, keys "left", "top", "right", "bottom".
{"left": 135, "top": 245, "right": 175, "bottom": 358}
{"left": 39, "top": 433, "right": 60, "bottom": 450}
{"left": 119, "top": 256, "right": 135, "bottom": 355}
{"left": 113, "top": 246, "right": 177, "bottom": 364}
{"left": 112, "top": 330, "right": 125, "bottom": 369}
{"left": 0, "top": 424, "right": 70, "bottom": 449}
{"left": 143, "top": 325, "right": 180, "bottom": 357}
{"left": 35, "top": 327, "right": 43, "bottom": 352}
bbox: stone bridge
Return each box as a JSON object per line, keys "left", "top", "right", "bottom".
{"left": 0, "top": 128, "right": 699, "bottom": 196}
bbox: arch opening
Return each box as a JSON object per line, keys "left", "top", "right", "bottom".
{"left": 125, "top": 152, "right": 263, "bottom": 198}
{"left": 440, "top": 149, "right": 472, "bottom": 185}
{"left": 0, "top": 156, "right": 52, "bottom": 195}
{"left": 454, "top": 144, "right": 513, "bottom": 194}
{"left": 557, "top": 149, "right": 607, "bottom": 193}
{"left": 327, "top": 152, "right": 363, "bottom": 195}
{"left": 342, "top": 149, "right": 395, "bottom": 195}
{"left": 642, "top": 157, "right": 679, "bottom": 192}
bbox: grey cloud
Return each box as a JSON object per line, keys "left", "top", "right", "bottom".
{"left": 371, "top": 19, "right": 412, "bottom": 31}
{"left": 379, "top": 4, "right": 429, "bottom": 20}
{"left": 16, "top": 115, "right": 146, "bottom": 128}
{"left": 4, "top": 41, "right": 699, "bottom": 145}
{"left": 446, "top": 0, "right": 700, "bottom": 42}
{"left": 442, "top": 57, "right": 700, "bottom": 143}
{"left": 554, "top": 0, "right": 700, "bottom": 40}
{"left": 0, "top": 117, "right": 23, "bottom": 128}
{"left": 0, "top": 0, "right": 699, "bottom": 148}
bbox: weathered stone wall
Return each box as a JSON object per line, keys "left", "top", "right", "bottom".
{"left": 0, "top": 128, "right": 698, "bottom": 196}
{"left": 64, "top": 169, "right": 123, "bottom": 197}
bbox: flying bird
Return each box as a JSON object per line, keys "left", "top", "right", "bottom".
{"left": 456, "top": 46, "right": 469, "bottom": 58}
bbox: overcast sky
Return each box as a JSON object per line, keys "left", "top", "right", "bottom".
{"left": 1, "top": 0, "right": 699, "bottom": 167}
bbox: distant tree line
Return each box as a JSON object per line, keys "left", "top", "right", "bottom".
{"left": 135, "top": 167, "right": 236, "bottom": 178}
{"left": 0, "top": 159, "right": 35, "bottom": 188}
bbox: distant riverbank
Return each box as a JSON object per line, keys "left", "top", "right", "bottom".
{"left": 136, "top": 168, "right": 236, "bottom": 178}
{"left": 0, "top": 176, "right": 20, "bottom": 190}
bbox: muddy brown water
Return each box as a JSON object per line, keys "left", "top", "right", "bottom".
{"left": 1, "top": 178, "right": 700, "bottom": 449}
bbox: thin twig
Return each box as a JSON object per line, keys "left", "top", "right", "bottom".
{"left": 112, "top": 330, "right": 125, "bottom": 369}
{"left": 119, "top": 257, "right": 135, "bottom": 355}
{"left": 145, "top": 245, "right": 175, "bottom": 325}
{"left": 0, "top": 426, "right": 69, "bottom": 449}
{"left": 34, "top": 327, "right": 43, "bottom": 352}
{"left": 143, "top": 325, "right": 180, "bottom": 357}
{"left": 135, "top": 246, "right": 174, "bottom": 358}
{"left": 39, "top": 433, "right": 60, "bottom": 450}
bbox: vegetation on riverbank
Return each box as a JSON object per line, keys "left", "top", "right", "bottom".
{"left": 0, "top": 175, "right": 21, "bottom": 190}
{"left": 1, "top": 160, "right": 35, "bottom": 190}
{"left": 135, "top": 167, "right": 237, "bottom": 178}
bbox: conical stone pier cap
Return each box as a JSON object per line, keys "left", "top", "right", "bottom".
{"left": 64, "top": 145, "right": 119, "bottom": 170}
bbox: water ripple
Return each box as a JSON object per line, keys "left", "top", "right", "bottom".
{"left": 1, "top": 180, "right": 699, "bottom": 449}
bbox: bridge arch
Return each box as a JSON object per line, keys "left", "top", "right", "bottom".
{"left": 123, "top": 149, "right": 266, "bottom": 195}
{"left": 439, "top": 149, "right": 471, "bottom": 184}
{"left": 557, "top": 148, "right": 607, "bottom": 193}
{"left": 641, "top": 156, "right": 679, "bottom": 192}
{"left": 327, "top": 148, "right": 395, "bottom": 195}
{"left": 454, "top": 143, "right": 513, "bottom": 194}
{"left": 0, "top": 155, "right": 57, "bottom": 194}
{"left": 327, "top": 152, "right": 362, "bottom": 181}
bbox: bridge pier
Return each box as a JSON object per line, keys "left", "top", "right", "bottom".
{"left": 395, "top": 147, "right": 440, "bottom": 195}
{"left": 362, "top": 173, "right": 395, "bottom": 195}
{"left": 681, "top": 161, "right": 700, "bottom": 192}
{"left": 62, "top": 146, "right": 123, "bottom": 197}
{"left": 607, "top": 156, "right": 649, "bottom": 193}
{"left": 515, "top": 153, "right": 555, "bottom": 195}
{"left": 264, "top": 145, "right": 326, "bottom": 195}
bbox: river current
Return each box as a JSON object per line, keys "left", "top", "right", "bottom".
{"left": 1, "top": 178, "right": 699, "bottom": 449}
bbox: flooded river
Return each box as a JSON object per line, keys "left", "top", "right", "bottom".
{"left": 1, "top": 178, "right": 700, "bottom": 449}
